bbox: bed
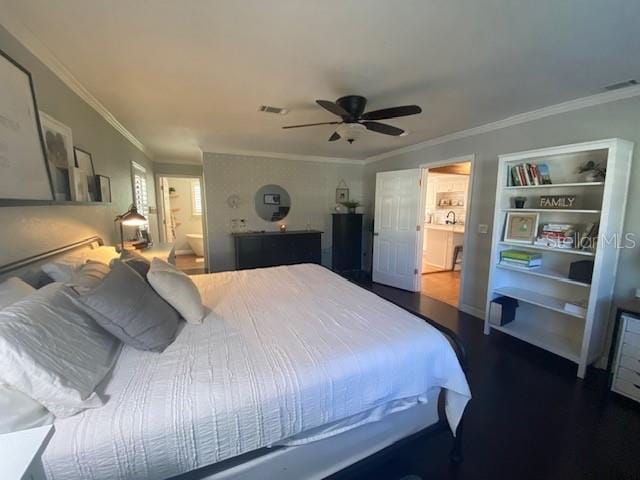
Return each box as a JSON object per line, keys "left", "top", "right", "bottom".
{"left": 1, "top": 237, "right": 471, "bottom": 480}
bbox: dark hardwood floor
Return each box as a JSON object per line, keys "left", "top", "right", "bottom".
{"left": 329, "top": 281, "right": 640, "bottom": 480}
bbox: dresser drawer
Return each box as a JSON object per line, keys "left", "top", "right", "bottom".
{"left": 621, "top": 342, "right": 640, "bottom": 361}
{"left": 613, "top": 377, "right": 640, "bottom": 401}
{"left": 623, "top": 330, "right": 640, "bottom": 349}
{"left": 619, "top": 355, "right": 640, "bottom": 373}
{"left": 625, "top": 315, "right": 640, "bottom": 335}
{"left": 617, "top": 366, "right": 640, "bottom": 384}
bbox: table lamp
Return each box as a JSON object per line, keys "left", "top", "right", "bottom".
{"left": 115, "top": 204, "right": 147, "bottom": 252}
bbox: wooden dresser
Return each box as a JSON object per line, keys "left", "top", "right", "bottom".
{"left": 232, "top": 230, "right": 322, "bottom": 270}
{"left": 331, "top": 214, "right": 362, "bottom": 273}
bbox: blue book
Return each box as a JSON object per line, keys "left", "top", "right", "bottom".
{"left": 537, "top": 163, "right": 552, "bottom": 184}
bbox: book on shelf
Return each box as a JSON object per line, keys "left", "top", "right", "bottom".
{"left": 500, "top": 249, "right": 542, "bottom": 268}
{"left": 535, "top": 223, "right": 577, "bottom": 249}
{"left": 500, "top": 249, "right": 542, "bottom": 261}
{"left": 500, "top": 259, "right": 542, "bottom": 269}
{"left": 508, "top": 162, "right": 552, "bottom": 186}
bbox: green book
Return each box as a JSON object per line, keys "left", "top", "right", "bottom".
{"left": 501, "top": 249, "right": 542, "bottom": 261}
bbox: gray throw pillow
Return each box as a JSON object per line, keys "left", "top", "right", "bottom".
{"left": 67, "top": 261, "right": 179, "bottom": 352}
{"left": 66, "top": 261, "right": 111, "bottom": 295}
{"left": 117, "top": 251, "right": 151, "bottom": 278}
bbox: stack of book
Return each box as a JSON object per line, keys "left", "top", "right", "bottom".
{"left": 509, "top": 163, "right": 552, "bottom": 186}
{"left": 534, "top": 224, "right": 576, "bottom": 249}
{"left": 500, "top": 250, "right": 542, "bottom": 269}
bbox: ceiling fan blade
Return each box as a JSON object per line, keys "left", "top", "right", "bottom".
{"left": 361, "top": 105, "right": 422, "bottom": 121}
{"left": 362, "top": 121, "right": 405, "bottom": 136}
{"left": 282, "top": 121, "right": 341, "bottom": 129}
{"left": 316, "top": 100, "right": 350, "bottom": 117}
{"left": 328, "top": 132, "right": 341, "bottom": 142}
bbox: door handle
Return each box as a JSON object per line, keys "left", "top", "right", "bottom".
{"left": 373, "top": 232, "right": 379, "bottom": 236}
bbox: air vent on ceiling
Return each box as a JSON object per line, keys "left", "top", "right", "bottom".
{"left": 604, "top": 79, "right": 638, "bottom": 91}
{"left": 258, "top": 105, "right": 288, "bottom": 115}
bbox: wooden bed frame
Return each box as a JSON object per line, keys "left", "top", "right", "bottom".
{"left": 0, "top": 236, "right": 468, "bottom": 477}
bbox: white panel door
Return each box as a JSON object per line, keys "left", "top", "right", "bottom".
{"left": 373, "top": 169, "right": 422, "bottom": 291}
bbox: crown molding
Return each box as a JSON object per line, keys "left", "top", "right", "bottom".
{"left": 365, "top": 85, "right": 640, "bottom": 164}
{"left": 201, "top": 147, "right": 364, "bottom": 165}
{"left": 0, "top": 13, "right": 151, "bottom": 158}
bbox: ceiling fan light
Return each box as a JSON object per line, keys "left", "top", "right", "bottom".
{"left": 336, "top": 123, "right": 366, "bottom": 144}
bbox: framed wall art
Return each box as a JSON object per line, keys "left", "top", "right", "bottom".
{"left": 40, "top": 112, "right": 75, "bottom": 201}
{"left": 0, "top": 48, "right": 53, "bottom": 201}
{"left": 504, "top": 212, "right": 539, "bottom": 244}
{"left": 73, "top": 147, "right": 98, "bottom": 201}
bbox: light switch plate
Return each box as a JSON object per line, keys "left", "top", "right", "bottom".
{"left": 478, "top": 224, "right": 489, "bottom": 234}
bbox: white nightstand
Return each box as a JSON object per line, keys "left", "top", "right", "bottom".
{"left": 0, "top": 425, "right": 54, "bottom": 480}
{"left": 611, "top": 313, "right": 640, "bottom": 403}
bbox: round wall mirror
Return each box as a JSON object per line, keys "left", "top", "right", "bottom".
{"left": 254, "top": 184, "right": 291, "bottom": 222}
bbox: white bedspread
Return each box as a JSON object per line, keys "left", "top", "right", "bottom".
{"left": 42, "top": 264, "right": 470, "bottom": 480}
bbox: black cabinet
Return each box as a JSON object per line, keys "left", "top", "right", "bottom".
{"left": 331, "top": 214, "right": 362, "bottom": 272}
{"left": 233, "top": 230, "right": 322, "bottom": 270}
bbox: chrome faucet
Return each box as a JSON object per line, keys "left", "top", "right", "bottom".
{"left": 445, "top": 211, "right": 457, "bottom": 225}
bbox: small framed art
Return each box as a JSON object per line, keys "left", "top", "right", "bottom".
{"left": 96, "top": 175, "right": 111, "bottom": 202}
{"left": 336, "top": 188, "right": 349, "bottom": 203}
{"left": 73, "top": 147, "right": 98, "bottom": 201}
{"left": 504, "top": 212, "right": 539, "bottom": 244}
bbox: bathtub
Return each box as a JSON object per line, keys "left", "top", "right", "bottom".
{"left": 185, "top": 233, "right": 205, "bottom": 257}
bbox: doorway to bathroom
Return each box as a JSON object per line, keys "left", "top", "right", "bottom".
{"left": 420, "top": 158, "right": 473, "bottom": 308}
{"left": 157, "top": 175, "right": 207, "bottom": 275}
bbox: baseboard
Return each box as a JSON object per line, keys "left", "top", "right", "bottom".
{"left": 175, "top": 249, "right": 194, "bottom": 255}
{"left": 459, "top": 303, "right": 484, "bottom": 320}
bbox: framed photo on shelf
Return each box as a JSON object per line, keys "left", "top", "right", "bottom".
{"left": 96, "top": 175, "right": 111, "bottom": 202}
{"left": 40, "top": 112, "right": 75, "bottom": 201}
{"left": 73, "top": 147, "right": 98, "bottom": 201}
{"left": 504, "top": 212, "right": 539, "bottom": 244}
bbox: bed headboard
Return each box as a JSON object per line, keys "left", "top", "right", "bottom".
{"left": 0, "top": 236, "right": 104, "bottom": 286}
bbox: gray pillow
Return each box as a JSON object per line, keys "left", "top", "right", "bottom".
{"left": 117, "top": 251, "right": 151, "bottom": 278}
{"left": 66, "top": 261, "right": 111, "bottom": 295}
{"left": 67, "top": 261, "right": 179, "bottom": 352}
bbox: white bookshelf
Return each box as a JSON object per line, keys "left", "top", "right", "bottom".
{"left": 484, "top": 139, "right": 633, "bottom": 378}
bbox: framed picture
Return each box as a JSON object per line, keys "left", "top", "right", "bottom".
{"left": 96, "top": 175, "right": 111, "bottom": 202}
{"left": 336, "top": 188, "right": 349, "bottom": 203}
{"left": 504, "top": 212, "right": 539, "bottom": 244}
{"left": 40, "top": 112, "right": 74, "bottom": 201}
{"left": 264, "top": 193, "right": 280, "bottom": 205}
{"left": 68, "top": 167, "right": 89, "bottom": 202}
{"left": 73, "top": 147, "right": 98, "bottom": 201}
{"left": 0, "top": 49, "right": 53, "bottom": 201}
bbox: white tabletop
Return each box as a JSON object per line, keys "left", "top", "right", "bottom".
{"left": 0, "top": 425, "right": 54, "bottom": 479}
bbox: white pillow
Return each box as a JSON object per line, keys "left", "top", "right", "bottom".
{"left": 41, "top": 255, "right": 87, "bottom": 282}
{"left": 147, "top": 258, "right": 206, "bottom": 324}
{"left": 0, "top": 384, "right": 53, "bottom": 434}
{"left": 0, "top": 283, "right": 120, "bottom": 417}
{"left": 0, "top": 277, "right": 35, "bottom": 310}
{"left": 41, "top": 246, "right": 120, "bottom": 282}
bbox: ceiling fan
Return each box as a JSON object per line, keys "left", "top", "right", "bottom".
{"left": 282, "top": 95, "right": 422, "bottom": 143}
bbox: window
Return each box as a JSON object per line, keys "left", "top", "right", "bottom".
{"left": 131, "top": 161, "right": 149, "bottom": 221}
{"left": 191, "top": 178, "right": 202, "bottom": 216}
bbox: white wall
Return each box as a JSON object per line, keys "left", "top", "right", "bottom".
{"left": 202, "top": 152, "right": 363, "bottom": 272}
{"left": 364, "top": 96, "right": 640, "bottom": 316}
{"left": 167, "top": 177, "right": 203, "bottom": 253}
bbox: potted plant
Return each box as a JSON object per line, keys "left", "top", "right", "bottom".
{"left": 340, "top": 200, "right": 360, "bottom": 214}
{"left": 577, "top": 161, "right": 606, "bottom": 182}
{"left": 513, "top": 196, "right": 527, "bottom": 209}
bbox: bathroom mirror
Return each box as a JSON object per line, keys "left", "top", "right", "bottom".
{"left": 254, "top": 184, "right": 291, "bottom": 222}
